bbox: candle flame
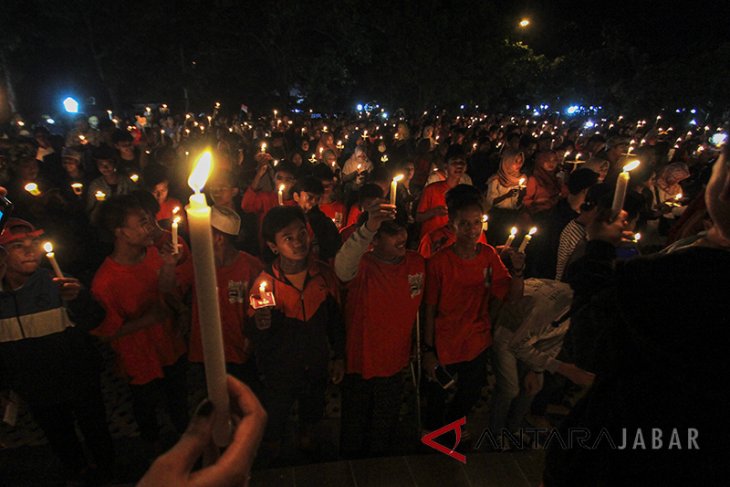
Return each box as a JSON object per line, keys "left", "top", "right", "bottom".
{"left": 622, "top": 160, "right": 641, "bottom": 172}
{"left": 510, "top": 226, "right": 518, "bottom": 236}
{"left": 130, "top": 174, "right": 139, "bottom": 183}
{"left": 188, "top": 151, "right": 213, "bottom": 193}
{"left": 173, "top": 215, "right": 181, "bottom": 224}
{"left": 43, "top": 242, "right": 53, "bottom": 253}
{"left": 482, "top": 214, "right": 489, "bottom": 223}
{"left": 528, "top": 227, "right": 538, "bottom": 235}
{"left": 173, "top": 206, "right": 180, "bottom": 215}
{"left": 259, "top": 281, "right": 267, "bottom": 293}
{"left": 675, "top": 193, "right": 683, "bottom": 200}
{"left": 393, "top": 174, "right": 404, "bottom": 183}
{"left": 278, "top": 184, "right": 285, "bottom": 192}
{"left": 24, "top": 183, "right": 39, "bottom": 193}
{"left": 634, "top": 233, "right": 642, "bottom": 242}
{"left": 519, "top": 177, "right": 526, "bottom": 185}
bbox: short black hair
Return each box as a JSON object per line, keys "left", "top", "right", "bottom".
{"left": 446, "top": 184, "right": 484, "bottom": 219}
{"left": 274, "top": 160, "right": 298, "bottom": 177}
{"left": 567, "top": 168, "right": 599, "bottom": 195}
{"left": 131, "top": 189, "right": 161, "bottom": 216}
{"left": 358, "top": 183, "right": 384, "bottom": 205}
{"left": 143, "top": 163, "right": 169, "bottom": 189}
{"left": 111, "top": 129, "right": 134, "bottom": 144}
{"left": 261, "top": 206, "right": 307, "bottom": 244}
{"left": 292, "top": 176, "right": 324, "bottom": 196}
{"left": 99, "top": 194, "right": 145, "bottom": 233}
{"left": 311, "top": 164, "right": 335, "bottom": 181}
{"left": 92, "top": 144, "right": 118, "bottom": 162}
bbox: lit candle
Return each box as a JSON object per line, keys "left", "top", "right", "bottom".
{"left": 185, "top": 151, "right": 231, "bottom": 447}
{"left": 24, "top": 183, "right": 41, "bottom": 196}
{"left": 171, "top": 207, "right": 181, "bottom": 254}
{"left": 504, "top": 226, "right": 518, "bottom": 248}
{"left": 612, "top": 160, "right": 640, "bottom": 215}
{"left": 260, "top": 142, "right": 267, "bottom": 153}
{"left": 390, "top": 174, "right": 404, "bottom": 205}
{"left": 71, "top": 183, "right": 83, "bottom": 196}
{"left": 130, "top": 174, "right": 140, "bottom": 183}
{"left": 633, "top": 232, "right": 642, "bottom": 243}
{"left": 481, "top": 214, "right": 489, "bottom": 232}
{"left": 518, "top": 177, "right": 526, "bottom": 190}
{"left": 95, "top": 191, "right": 106, "bottom": 201}
{"left": 278, "top": 184, "right": 285, "bottom": 206}
{"left": 518, "top": 227, "right": 538, "bottom": 253}
{"left": 43, "top": 242, "right": 64, "bottom": 278}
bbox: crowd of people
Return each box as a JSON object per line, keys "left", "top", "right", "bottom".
{"left": 0, "top": 105, "right": 727, "bottom": 485}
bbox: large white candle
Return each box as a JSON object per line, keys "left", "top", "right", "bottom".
{"left": 185, "top": 151, "right": 231, "bottom": 447}
{"left": 43, "top": 242, "right": 64, "bottom": 278}
{"left": 504, "top": 226, "right": 518, "bottom": 248}
{"left": 518, "top": 227, "right": 538, "bottom": 253}
{"left": 612, "top": 160, "right": 640, "bottom": 215}
{"left": 390, "top": 174, "right": 403, "bottom": 206}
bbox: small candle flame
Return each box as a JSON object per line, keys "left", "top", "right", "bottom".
{"left": 188, "top": 151, "right": 213, "bottom": 193}
{"left": 173, "top": 215, "right": 181, "bottom": 224}
{"left": 622, "top": 160, "right": 641, "bottom": 172}
{"left": 634, "top": 233, "right": 642, "bottom": 242}
{"left": 279, "top": 184, "right": 285, "bottom": 192}
{"left": 259, "top": 281, "right": 267, "bottom": 293}
{"left": 130, "top": 174, "right": 139, "bottom": 183}
{"left": 510, "top": 226, "right": 518, "bottom": 236}
{"left": 392, "top": 174, "right": 404, "bottom": 183}
{"left": 482, "top": 214, "right": 489, "bottom": 223}
{"left": 528, "top": 227, "right": 538, "bottom": 236}
{"left": 173, "top": 206, "right": 180, "bottom": 215}
{"left": 43, "top": 242, "right": 53, "bottom": 253}
{"left": 24, "top": 183, "right": 40, "bottom": 195}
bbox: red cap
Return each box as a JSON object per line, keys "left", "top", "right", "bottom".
{"left": 0, "top": 218, "right": 44, "bottom": 245}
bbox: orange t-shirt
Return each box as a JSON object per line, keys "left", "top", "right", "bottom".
{"left": 91, "top": 247, "right": 186, "bottom": 385}
{"left": 417, "top": 180, "right": 451, "bottom": 238}
{"left": 418, "top": 224, "right": 488, "bottom": 259}
{"left": 424, "top": 244, "right": 511, "bottom": 365}
{"left": 345, "top": 251, "right": 425, "bottom": 378}
{"left": 177, "top": 251, "right": 263, "bottom": 364}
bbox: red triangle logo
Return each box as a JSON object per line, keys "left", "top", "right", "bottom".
{"left": 421, "top": 417, "right": 467, "bottom": 464}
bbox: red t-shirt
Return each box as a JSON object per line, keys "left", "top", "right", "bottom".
{"left": 345, "top": 251, "right": 425, "bottom": 378}
{"left": 345, "top": 205, "right": 362, "bottom": 227}
{"left": 418, "top": 224, "right": 488, "bottom": 259}
{"left": 417, "top": 180, "right": 451, "bottom": 238}
{"left": 339, "top": 222, "right": 361, "bottom": 245}
{"left": 424, "top": 244, "right": 511, "bottom": 365}
{"left": 156, "top": 198, "right": 182, "bottom": 222}
{"left": 320, "top": 200, "right": 347, "bottom": 228}
{"left": 240, "top": 187, "right": 297, "bottom": 247}
{"left": 91, "top": 247, "right": 186, "bottom": 385}
{"left": 177, "top": 251, "right": 263, "bottom": 364}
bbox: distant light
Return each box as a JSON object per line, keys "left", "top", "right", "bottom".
{"left": 460, "top": 104, "right": 465, "bottom": 110}
{"left": 710, "top": 132, "right": 727, "bottom": 147}
{"left": 532, "top": 110, "right": 540, "bottom": 117}
{"left": 381, "top": 112, "right": 388, "bottom": 119}
{"left": 356, "top": 103, "right": 363, "bottom": 111}
{"left": 689, "top": 119, "right": 698, "bottom": 126}
{"left": 690, "top": 108, "right": 697, "bottom": 114}
{"left": 63, "top": 97, "right": 79, "bottom": 113}
{"left": 46, "top": 118, "right": 55, "bottom": 125}
{"left": 566, "top": 105, "right": 580, "bottom": 115}
{"left": 584, "top": 120, "right": 595, "bottom": 129}
{"left": 519, "top": 18, "right": 530, "bottom": 28}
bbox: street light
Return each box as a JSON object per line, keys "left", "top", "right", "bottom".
{"left": 63, "top": 97, "right": 79, "bottom": 113}
{"left": 519, "top": 18, "right": 530, "bottom": 28}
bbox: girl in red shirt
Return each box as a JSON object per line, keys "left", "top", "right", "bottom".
{"left": 422, "top": 192, "right": 525, "bottom": 433}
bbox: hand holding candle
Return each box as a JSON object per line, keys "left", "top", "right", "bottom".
{"left": 185, "top": 151, "right": 231, "bottom": 447}
{"left": 43, "top": 242, "right": 64, "bottom": 278}
{"left": 517, "top": 227, "right": 537, "bottom": 253}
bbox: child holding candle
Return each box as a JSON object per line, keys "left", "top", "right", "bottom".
{"left": 334, "top": 202, "right": 424, "bottom": 458}
{"left": 422, "top": 193, "right": 525, "bottom": 434}
{"left": 524, "top": 150, "right": 566, "bottom": 214}
{"left": 0, "top": 218, "right": 115, "bottom": 483}
{"left": 248, "top": 206, "right": 345, "bottom": 464}
{"left": 175, "top": 206, "right": 263, "bottom": 389}
{"left": 91, "top": 196, "right": 189, "bottom": 449}
{"left": 291, "top": 176, "right": 342, "bottom": 263}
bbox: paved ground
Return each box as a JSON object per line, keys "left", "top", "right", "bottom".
{"left": 0, "top": 343, "right": 553, "bottom": 486}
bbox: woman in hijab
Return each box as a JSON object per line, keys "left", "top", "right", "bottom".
{"left": 655, "top": 162, "right": 690, "bottom": 204}
{"left": 484, "top": 149, "right": 528, "bottom": 243}
{"left": 524, "top": 150, "right": 565, "bottom": 214}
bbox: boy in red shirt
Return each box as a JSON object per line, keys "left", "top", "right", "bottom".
{"left": 422, "top": 192, "right": 525, "bottom": 434}
{"left": 91, "top": 195, "right": 188, "bottom": 447}
{"left": 249, "top": 206, "right": 345, "bottom": 463}
{"left": 335, "top": 202, "right": 425, "bottom": 457}
{"left": 176, "top": 206, "right": 263, "bottom": 388}
{"left": 418, "top": 184, "right": 488, "bottom": 258}
{"left": 416, "top": 150, "right": 469, "bottom": 238}
{"left": 313, "top": 165, "right": 347, "bottom": 228}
